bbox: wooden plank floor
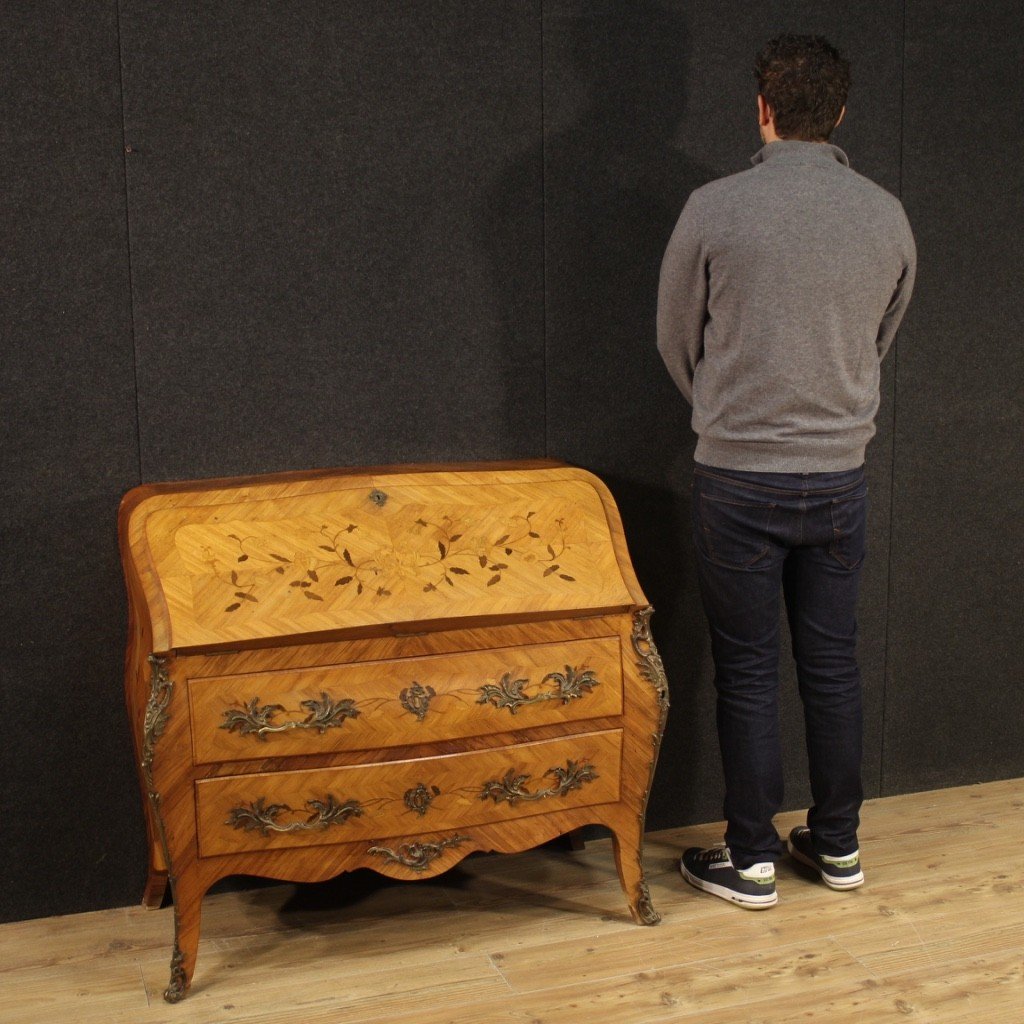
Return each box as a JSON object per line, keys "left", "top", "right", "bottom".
{"left": 2, "top": 779, "right": 1021, "bottom": 1023}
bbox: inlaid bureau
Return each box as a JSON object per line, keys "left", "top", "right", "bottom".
{"left": 119, "top": 459, "right": 669, "bottom": 1001}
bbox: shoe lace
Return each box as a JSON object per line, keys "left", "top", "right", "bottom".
{"left": 696, "top": 845, "right": 730, "bottom": 864}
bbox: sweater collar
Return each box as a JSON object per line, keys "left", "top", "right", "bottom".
{"left": 750, "top": 140, "right": 850, "bottom": 167}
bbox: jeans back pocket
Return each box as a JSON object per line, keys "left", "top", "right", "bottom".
{"left": 829, "top": 491, "right": 868, "bottom": 570}
{"left": 696, "top": 493, "right": 776, "bottom": 570}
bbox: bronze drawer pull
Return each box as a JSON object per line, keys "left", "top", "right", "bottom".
{"left": 476, "top": 665, "right": 600, "bottom": 714}
{"left": 367, "top": 834, "right": 470, "bottom": 871}
{"left": 404, "top": 783, "right": 440, "bottom": 816}
{"left": 398, "top": 664, "right": 600, "bottom": 722}
{"left": 398, "top": 681, "right": 436, "bottom": 721}
{"left": 479, "top": 759, "right": 598, "bottom": 806}
{"left": 225, "top": 794, "right": 363, "bottom": 836}
{"left": 220, "top": 692, "right": 360, "bottom": 740}
{"left": 220, "top": 664, "right": 600, "bottom": 739}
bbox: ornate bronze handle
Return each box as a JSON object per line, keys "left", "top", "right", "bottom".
{"left": 396, "top": 665, "right": 600, "bottom": 722}
{"left": 399, "top": 681, "right": 436, "bottom": 721}
{"left": 225, "top": 795, "right": 363, "bottom": 835}
{"left": 220, "top": 692, "right": 359, "bottom": 740}
{"left": 367, "top": 834, "right": 470, "bottom": 871}
{"left": 404, "top": 783, "right": 440, "bottom": 816}
{"left": 479, "top": 759, "right": 598, "bottom": 806}
{"left": 477, "top": 666, "right": 600, "bottom": 714}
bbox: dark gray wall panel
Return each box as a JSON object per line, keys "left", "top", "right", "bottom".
{"left": 542, "top": 1, "right": 904, "bottom": 831}
{"left": 0, "top": 5, "right": 122, "bottom": 131}
{"left": 0, "top": 4, "right": 140, "bottom": 923}
{"left": 885, "top": 1, "right": 1024, "bottom": 793}
{"left": 0, "top": 8, "right": 138, "bottom": 644}
{"left": 119, "top": 2, "right": 545, "bottom": 481}
{"left": 0, "top": 642, "right": 145, "bottom": 922}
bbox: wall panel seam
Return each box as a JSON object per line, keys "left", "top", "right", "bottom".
{"left": 880, "top": 0, "right": 909, "bottom": 797}
{"left": 540, "top": 0, "right": 549, "bottom": 458}
{"left": 114, "top": 0, "right": 143, "bottom": 486}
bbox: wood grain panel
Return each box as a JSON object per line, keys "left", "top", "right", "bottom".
{"left": 195, "top": 730, "right": 623, "bottom": 856}
{"left": 189, "top": 636, "right": 623, "bottom": 764}
{"left": 125, "top": 469, "right": 637, "bottom": 650}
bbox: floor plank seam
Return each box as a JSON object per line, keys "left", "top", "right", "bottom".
{"left": 138, "top": 962, "right": 151, "bottom": 1007}
{"left": 831, "top": 933, "right": 887, "bottom": 984}
{"left": 486, "top": 952, "right": 515, "bottom": 991}
{"left": 905, "top": 914, "right": 935, "bottom": 958}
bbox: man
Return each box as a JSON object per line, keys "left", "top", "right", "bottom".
{"left": 657, "top": 34, "right": 916, "bottom": 909}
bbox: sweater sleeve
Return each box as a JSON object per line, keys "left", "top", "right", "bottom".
{"left": 657, "top": 194, "right": 708, "bottom": 406}
{"left": 875, "top": 206, "right": 917, "bottom": 361}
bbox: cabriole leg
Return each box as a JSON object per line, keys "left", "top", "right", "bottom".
{"left": 163, "top": 876, "right": 205, "bottom": 1003}
{"left": 610, "top": 820, "right": 661, "bottom": 925}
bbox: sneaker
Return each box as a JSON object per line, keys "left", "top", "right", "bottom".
{"left": 787, "top": 826, "right": 864, "bottom": 890}
{"left": 679, "top": 846, "right": 778, "bottom": 909}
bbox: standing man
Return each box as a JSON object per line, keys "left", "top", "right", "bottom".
{"left": 657, "top": 35, "right": 915, "bottom": 909}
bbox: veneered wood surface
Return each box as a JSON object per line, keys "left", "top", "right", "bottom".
{"left": 120, "top": 463, "right": 645, "bottom": 652}
{"left": 195, "top": 729, "right": 623, "bottom": 856}
{"left": 188, "top": 635, "right": 624, "bottom": 764}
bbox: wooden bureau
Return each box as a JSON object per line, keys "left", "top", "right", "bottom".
{"left": 119, "top": 459, "right": 669, "bottom": 1002}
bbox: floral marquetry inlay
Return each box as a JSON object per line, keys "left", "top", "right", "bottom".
{"left": 141, "top": 479, "right": 633, "bottom": 649}
{"left": 195, "top": 508, "right": 577, "bottom": 613}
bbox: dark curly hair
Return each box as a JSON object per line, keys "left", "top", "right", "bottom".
{"left": 754, "top": 35, "right": 850, "bottom": 142}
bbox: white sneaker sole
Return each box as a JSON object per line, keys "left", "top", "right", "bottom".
{"left": 787, "top": 840, "right": 865, "bottom": 890}
{"left": 679, "top": 861, "right": 779, "bottom": 909}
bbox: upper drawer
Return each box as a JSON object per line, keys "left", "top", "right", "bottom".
{"left": 188, "top": 636, "right": 623, "bottom": 764}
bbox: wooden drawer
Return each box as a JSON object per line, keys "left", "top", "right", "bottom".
{"left": 188, "top": 636, "right": 623, "bottom": 764}
{"left": 195, "top": 729, "right": 622, "bottom": 857}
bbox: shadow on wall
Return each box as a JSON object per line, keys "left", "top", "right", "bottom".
{"left": 482, "top": 1, "right": 721, "bottom": 830}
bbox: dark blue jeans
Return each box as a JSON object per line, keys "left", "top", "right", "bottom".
{"left": 692, "top": 461, "right": 868, "bottom": 869}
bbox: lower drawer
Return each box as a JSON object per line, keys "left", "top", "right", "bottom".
{"left": 195, "top": 729, "right": 622, "bottom": 857}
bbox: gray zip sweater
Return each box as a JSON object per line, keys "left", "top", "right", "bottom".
{"left": 657, "top": 140, "right": 916, "bottom": 472}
